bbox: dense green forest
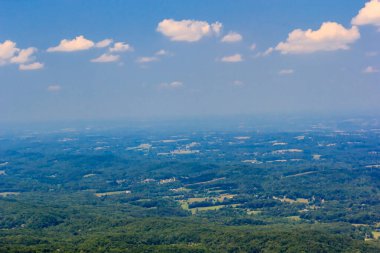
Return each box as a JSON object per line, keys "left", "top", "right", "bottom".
{"left": 1, "top": 121, "right": 380, "bottom": 252}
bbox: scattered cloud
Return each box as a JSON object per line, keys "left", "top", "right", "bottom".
{"left": 366, "top": 51, "right": 378, "bottom": 57}
{"left": 137, "top": 56, "right": 159, "bottom": 63}
{"left": 157, "top": 19, "right": 222, "bottom": 42}
{"left": 95, "top": 39, "right": 113, "bottom": 48}
{"left": 47, "top": 85, "right": 61, "bottom": 92}
{"left": 109, "top": 42, "right": 133, "bottom": 52}
{"left": 47, "top": 35, "right": 94, "bottom": 52}
{"left": 279, "top": 69, "right": 294, "bottom": 75}
{"left": 232, "top": 80, "right": 244, "bottom": 86}
{"left": 264, "top": 47, "right": 274, "bottom": 56}
{"left": 0, "top": 40, "right": 19, "bottom": 65}
{"left": 91, "top": 53, "right": 120, "bottom": 63}
{"left": 352, "top": 0, "right": 380, "bottom": 28}
{"left": 363, "top": 66, "right": 379, "bottom": 73}
{"left": 275, "top": 22, "right": 360, "bottom": 54}
{"left": 255, "top": 47, "right": 274, "bottom": 57}
{"left": 137, "top": 50, "right": 171, "bottom": 65}
{"left": 155, "top": 49, "right": 170, "bottom": 56}
{"left": 249, "top": 43, "right": 257, "bottom": 51}
{"left": 19, "top": 62, "right": 44, "bottom": 70}
{"left": 1, "top": 40, "right": 42, "bottom": 70}
{"left": 10, "top": 47, "right": 36, "bottom": 64}
{"left": 221, "top": 54, "right": 243, "bottom": 62}
{"left": 159, "top": 81, "right": 183, "bottom": 89}
{"left": 221, "top": 32, "right": 243, "bottom": 43}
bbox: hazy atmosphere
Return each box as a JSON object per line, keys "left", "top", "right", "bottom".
{"left": 1, "top": 0, "right": 379, "bottom": 122}
{"left": 2, "top": 1, "right": 380, "bottom": 252}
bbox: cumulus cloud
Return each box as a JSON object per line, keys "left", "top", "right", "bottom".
{"left": 91, "top": 53, "right": 120, "bottom": 63}
{"left": 47, "top": 85, "right": 61, "bottom": 92}
{"left": 221, "top": 32, "right": 243, "bottom": 43}
{"left": 10, "top": 47, "right": 37, "bottom": 64}
{"left": 279, "top": 69, "right": 294, "bottom": 75}
{"left": 275, "top": 22, "right": 360, "bottom": 54}
{"left": 19, "top": 62, "right": 44, "bottom": 70}
{"left": 221, "top": 54, "right": 243, "bottom": 62}
{"left": 47, "top": 35, "right": 95, "bottom": 52}
{"left": 1, "top": 40, "right": 42, "bottom": 70}
{"left": 0, "top": 40, "right": 20, "bottom": 65}
{"left": 363, "top": 66, "right": 379, "bottom": 73}
{"left": 109, "top": 42, "right": 133, "bottom": 52}
{"left": 137, "top": 56, "right": 159, "bottom": 63}
{"left": 352, "top": 0, "right": 380, "bottom": 27}
{"left": 95, "top": 39, "right": 113, "bottom": 48}
{"left": 157, "top": 19, "right": 222, "bottom": 42}
{"left": 159, "top": 81, "right": 183, "bottom": 89}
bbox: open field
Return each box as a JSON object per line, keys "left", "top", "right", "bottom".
{"left": 0, "top": 192, "right": 20, "bottom": 197}
{"left": 273, "top": 196, "right": 309, "bottom": 204}
{"left": 285, "top": 171, "right": 318, "bottom": 178}
{"left": 95, "top": 191, "right": 130, "bottom": 197}
{"left": 185, "top": 177, "right": 226, "bottom": 186}
{"left": 373, "top": 232, "right": 380, "bottom": 240}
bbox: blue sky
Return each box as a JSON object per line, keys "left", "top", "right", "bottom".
{"left": 0, "top": 0, "right": 379, "bottom": 122}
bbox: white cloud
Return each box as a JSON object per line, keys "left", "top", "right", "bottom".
{"left": 137, "top": 56, "right": 158, "bottom": 63}
{"left": 10, "top": 47, "right": 37, "bottom": 64}
{"left": 91, "top": 53, "right": 120, "bottom": 63}
{"left": 363, "top": 66, "right": 379, "bottom": 73}
{"left": 221, "top": 54, "right": 243, "bottom": 63}
{"left": 155, "top": 49, "right": 170, "bottom": 56}
{"left": 232, "top": 80, "right": 244, "bottom": 86}
{"left": 47, "top": 85, "right": 61, "bottom": 92}
{"left": 279, "top": 69, "right": 294, "bottom": 75}
{"left": 0, "top": 40, "right": 42, "bottom": 70}
{"left": 249, "top": 43, "right": 257, "bottom": 51}
{"left": 109, "top": 42, "right": 133, "bottom": 52}
{"left": 159, "top": 81, "right": 183, "bottom": 89}
{"left": 211, "top": 22, "right": 222, "bottom": 34}
{"left": 255, "top": 47, "right": 274, "bottom": 57}
{"left": 157, "top": 19, "right": 222, "bottom": 42}
{"left": 221, "top": 32, "right": 243, "bottom": 43}
{"left": 0, "top": 40, "right": 20, "bottom": 65}
{"left": 262, "top": 47, "right": 274, "bottom": 56}
{"left": 265, "top": 47, "right": 274, "bottom": 55}
{"left": 47, "top": 35, "right": 95, "bottom": 52}
{"left": 138, "top": 50, "right": 171, "bottom": 64}
{"left": 352, "top": 0, "right": 380, "bottom": 27}
{"left": 19, "top": 62, "right": 44, "bottom": 70}
{"left": 275, "top": 22, "right": 360, "bottom": 54}
{"left": 95, "top": 39, "right": 113, "bottom": 48}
